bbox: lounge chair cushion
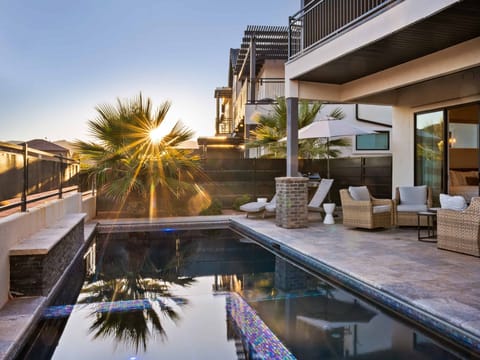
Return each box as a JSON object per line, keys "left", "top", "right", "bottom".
{"left": 239, "top": 202, "right": 265, "bottom": 213}
{"left": 396, "top": 204, "right": 427, "bottom": 212}
{"left": 265, "top": 203, "right": 276, "bottom": 213}
{"left": 348, "top": 186, "right": 370, "bottom": 201}
{"left": 398, "top": 185, "right": 427, "bottom": 205}
{"left": 439, "top": 193, "right": 467, "bottom": 211}
{"left": 373, "top": 205, "right": 392, "bottom": 214}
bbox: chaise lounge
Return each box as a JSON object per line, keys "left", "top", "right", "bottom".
{"left": 239, "top": 194, "right": 277, "bottom": 218}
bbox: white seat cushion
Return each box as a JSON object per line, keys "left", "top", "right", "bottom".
{"left": 439, "top": 193, "right": 467, "bottom": 211}
{"left": 397, "top": 204, "right": 427, "bottom": 212}
{"left": 348, "top": 186, "right": 370, "bottom": 201}
{"left": 399, "top": 185, "right": 427, "bottom": 205}
{"left": 373, "top": 205, "right": 391, "bottom": 214}
{"left": 265, "top": 203, "right": 276, "bottom": 212}
{"left": 239, "top": 202, "right": 265, "bottom": 213}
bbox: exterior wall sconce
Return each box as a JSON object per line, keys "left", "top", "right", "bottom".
{"left": 448, "top": 131, "right": 456, "bottom": 148}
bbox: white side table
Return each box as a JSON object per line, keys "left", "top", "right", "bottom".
{"left": 323, "top": 203, "right": 335, "bottom": 224}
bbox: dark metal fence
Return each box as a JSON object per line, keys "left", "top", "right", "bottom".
{"left": 198, "top": 156, "right": 392, "bottom": 206}
{"left": 0, "top": 142, "right": 80, "bottom": 214}
{"left": 289, "top": 0, "right": 399, "bottom": 58}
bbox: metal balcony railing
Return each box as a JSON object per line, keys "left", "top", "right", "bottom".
{"left": 289, "top": 0, "right": 400, "bottom": 58}
{"left": 0, "top": 142, "right": 80, "bottom": 214}
{"left": 247, "top": 78, "right": 285, "bottom": 104}
{"left": 217, "top": 117, "right": 235, "bottom": 135}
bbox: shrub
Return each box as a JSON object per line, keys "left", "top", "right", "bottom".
{"left": 199, "top": 199, "right": 223, "bottom": 215}
{"left": 232, "top": 194, "right": 252, "bottom": 211}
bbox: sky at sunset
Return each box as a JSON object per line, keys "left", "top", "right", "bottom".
{"left": 0, "top": 1, "right": 298, "bottom": 142}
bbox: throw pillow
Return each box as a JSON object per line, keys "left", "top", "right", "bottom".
{"left": 439, "top": 193, "right": 467, "bottom": 211}
{"left": 399, "top": 185, "right": 427, "bottom": 205}
{"left": 466, "top": 176, "right": 478, "bottom": 186}
{"left": 348, "top": 186, "right": 370, "bottom": 201}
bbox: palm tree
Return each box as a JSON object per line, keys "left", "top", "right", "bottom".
{"left": 247, "top": 97, "right": 349, "bottom": 159}
{"left": 79, "top": 235, "right": 196, "bottom": 353}
{"left": 76, "top": 93, "right": 204, "bottom": 217}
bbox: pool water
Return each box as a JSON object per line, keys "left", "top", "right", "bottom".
{"left": 19, "top": 229, "right": 462, "bottom": 359}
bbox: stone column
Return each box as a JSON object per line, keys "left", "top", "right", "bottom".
{"left": 275, "top": 177, "right": 308, "bottom": 228}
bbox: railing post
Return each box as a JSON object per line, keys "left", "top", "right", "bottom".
{"left": 77, "top": 162, "right": 81, "bottom": 192}
{"left": 92, "top": 176, "right": 96, "bottom": 197}
{"left": 58, "top": 156, "right": 63, "bottom": 199}
{"left": 288, "top": 16, "right": 292, "bottom": 57}
{"left": 21, "top": 143, "right": 28, "bottom": 212}
{"left": 249, "top": 36, "right": 256, "bottom": 103}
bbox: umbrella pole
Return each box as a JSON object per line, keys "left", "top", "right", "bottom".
{"left": 326, "top": 139, "right": 332, "bottom": 202}
{"left": 326, "top": 139, "right": 330, "bottom": 179}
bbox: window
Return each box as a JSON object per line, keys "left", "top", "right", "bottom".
{"left": 355, "top": 132, "right": 389, "bottom": 151}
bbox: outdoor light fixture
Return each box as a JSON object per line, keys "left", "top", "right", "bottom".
{"left": 448, "top": 131, "right": 456, "bottom": 148}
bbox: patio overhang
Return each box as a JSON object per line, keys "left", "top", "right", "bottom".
{"left": 287, "top": 0, "right": 480, "bottom": 86}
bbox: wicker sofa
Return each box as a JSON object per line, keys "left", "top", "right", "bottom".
{"left": 340, "top": 187, "right": 394, "bottom": 229}
{"left": 437, "top": 197, "right": 480, "bottom": 257}
{"left": 394, "top": 186, "right": 432, "bottom": 226}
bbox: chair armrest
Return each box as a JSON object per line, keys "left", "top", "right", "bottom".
{"left": 371, "top": 198, "right": 393, "bottom": 207}
{"left": 343, "top": 200, "right": 374, "bottom": 216}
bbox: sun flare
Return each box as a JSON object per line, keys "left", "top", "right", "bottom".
{"left": 149, "top": 126, "right": 165, "bottom": 144}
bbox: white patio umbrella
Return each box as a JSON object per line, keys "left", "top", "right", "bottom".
{"left": 297, "top": 118, "right": 375, "bottom": 179}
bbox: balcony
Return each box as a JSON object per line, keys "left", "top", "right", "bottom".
{"left": 287, "top": 0, "right": 480, "bottom": 86}
{"left": 248, "top": 78, "right": 285, "bottom": 104}
{"left": 289, "top": 0, "right": 398, "bottom": 59}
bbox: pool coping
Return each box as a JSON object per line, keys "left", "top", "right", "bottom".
{"left": 0, "top": 222, "right": 97, "bottom": 360}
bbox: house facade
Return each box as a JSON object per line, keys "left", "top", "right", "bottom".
{"left": 206, "top": 25, "right": 289, "bottom": 158}
{"left": 285, "top": 0, "right": 480, "bottom": 202}
{"left": 212, "top": 24, "right": 393, "bottom": 160}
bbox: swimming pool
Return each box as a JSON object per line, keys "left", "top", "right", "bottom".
{"left": 18, "top": 229, "right": 463, "bottom": 359}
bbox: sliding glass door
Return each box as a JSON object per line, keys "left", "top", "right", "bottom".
{"left": 415, "top": 103, "right": 480, "bottom": 205}
{"left": 415, "top": 111, "right": 445, "bottom": 204}
{"left": 447, "top": 104, "right": 480, "bottom": 202}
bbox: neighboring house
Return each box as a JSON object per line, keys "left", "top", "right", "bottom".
{"left": 27, "top": 139, "right": 80, "bottom": 187}
{"left": 26, "top": 139, "right": 70, "bottom": 158}
{"left": 284, "top": 0, "right": 480, "bottom": 201}
{"left": 204, "top": 25, "right": 289, "bottom": 158}
{"left": 210, "top": 24, "right": 392, "bottom": 159}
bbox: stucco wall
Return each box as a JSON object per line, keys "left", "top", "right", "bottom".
{"left": 0, "top": 192, "right": 83, "bottom": 307}
{"left": 258, "top": 60, "right": 285, "bottom": 79}
{"left": 81, "top": 194, "right": 97, "bottom": 221}
{"left": 391, "top": 107, "right": 415, "bottom": 195}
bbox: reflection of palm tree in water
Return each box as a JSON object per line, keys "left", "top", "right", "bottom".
{"left": 79, "top": 233, "right": 196, "bottom": 353}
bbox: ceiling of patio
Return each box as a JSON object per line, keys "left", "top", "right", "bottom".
{"left": 294, "top": 0, "right": 480, "bottom": 84}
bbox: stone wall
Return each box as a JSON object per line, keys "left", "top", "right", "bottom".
{"left": 10, "top": 217, "right": 85, "bottom": 296}
{"left": 0, "top": 193, "right": 83, "bottom": 308}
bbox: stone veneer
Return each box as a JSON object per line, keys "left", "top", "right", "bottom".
{"left": 275, "top": 177, "right": 308, "bottom": 229}
{"left": 9, "top": 215, "right": 85, "bottom": 296}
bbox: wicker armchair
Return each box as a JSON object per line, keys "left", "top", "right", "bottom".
{"left": 394, "top": 186, "right": 432, "bottom": 226}
{"left": 340, "top": 187, "right": 394, "bottom": 229}
{"left": 437, "top": 197, "right": 480, "bottom": 257}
